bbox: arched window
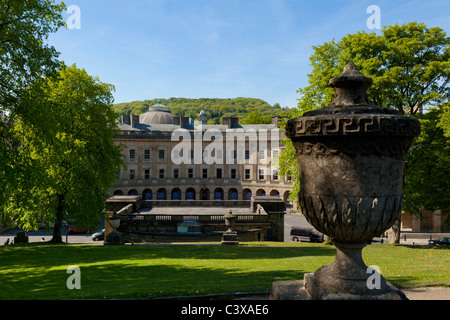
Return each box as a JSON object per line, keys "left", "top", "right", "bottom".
{"left": 243, "top": 189, "right": 252, "bottom": 200}
{"left": 157, "top": 188, "right": 167, "bottom": 200}
{"left": 214, "top": 188, "right": 224, "bottom": 200}
{"left": 186, "top": 188, "right": 195, "bottom": 200}
{"left": 229, "top": 188, "right": 238, "bottom": 200}
{"left": 143, "top": 189, "right": 152, "bottom": 200}
{"left": 171, "top": 188, "right": 181, "bottom": 200}
{"left": 200, "top": 188, "right": 209, "bottom": 200}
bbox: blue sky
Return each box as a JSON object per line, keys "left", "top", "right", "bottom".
{"left": 48, "top": 0, "right": 450, "bottom": 109}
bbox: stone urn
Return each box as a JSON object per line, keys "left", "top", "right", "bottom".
{"left": 278, "top": 61, "right": 420, "bottom": 299}
{"left": 222, "top": 210, "right": 239, "bottom": 245}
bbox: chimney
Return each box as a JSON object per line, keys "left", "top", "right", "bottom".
{"left": 180, "top": 116, "right": 190, "bottom": 128}
{"left": 122, "top": 114, "right": 130, "bottom": 124}
{"left": 174, "top": 116, "right": 190, "bottom": 128}
{"left": 222, "top": 116, "right": 239, "bottom": 128}
{"left": 131, "top": 115, "right": 139, "bottom": 127}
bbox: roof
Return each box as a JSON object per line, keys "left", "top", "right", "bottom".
{"left": 118, "top": 123, "right": 277, "bottom": 132}
{"left": 139, "top": 110, "right": 175, "bottom": 125}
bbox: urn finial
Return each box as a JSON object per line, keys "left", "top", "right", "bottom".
{"left": 328, "top": 61, "right": 373, "bottom": 107}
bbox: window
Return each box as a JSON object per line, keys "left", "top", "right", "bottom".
{"left": 245, "top": 169, "right": 250, "bottom": 180}
{"left": 230, "top": 168, "right": 236, "bottom": 179}
{"left": 173, "top": 168, "right": 179, "bottom": 179}
{"left": 273, "top": 150, "right": 279, "bottom": 159}
{"left": 130, "top": 169, "right": 135, "bottom": 180}
{"left": 158, "top": 149, "right": 165, "bottom": 159}
{"left": 259, "top": 169, "right": 265, "bottom": 180}
{"left": 216, "top": 168, "right": 222, "bottom": 179}
{"left": 144, "top": 149, "right": 150, "bottom": 160}
{"left": 188, "top": 168, "right": 194, "bottom": 179}
{"left": 202, "top": 168, "right": 208, "bottom": 179}
{"left": 245, "top": 150, "right": 250, "bottom": 160}
{"left": 129, "top": 149, "right": 136, "bottom": 160}
{"left": 273, "top": 170, "right": 278, "bottom": 180}
{"left": 259, "top": 150, "right": 265, "bottom": 160}
{"left": 232, "top": 150, "right": 237, "bottom": 160}
{"left": 159, "top": 169, "right": 164, "bottom": 179}
{"left": 172, "top": 149, "right": 179, "bottom": 161}
{"left": 144, "top": 169, "right": 150, "bottom": 180}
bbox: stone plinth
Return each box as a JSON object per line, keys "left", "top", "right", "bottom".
{"left": 271, "top": 274, "right": 407, "bottom": 300}
{"left": 221, "top": 231, "right": 239, "bottom": 246}
{"left": 14, "top": 231, "right": 29, "bottom": 244}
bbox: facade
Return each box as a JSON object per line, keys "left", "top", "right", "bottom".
{"left": 402, "top": 210, "right": 449, "bottom": 232}
{"left": 110, "top": 102, "right": 293, "bottom": 205}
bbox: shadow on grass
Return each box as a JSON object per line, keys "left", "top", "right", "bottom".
{"left": 0, "top": 260, "right": 308, "bottom": 299}
{"left": 0, "top": 244, "right": 336, "bottom": 299}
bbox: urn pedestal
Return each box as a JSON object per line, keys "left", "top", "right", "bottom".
{"left": 271, "top": 62, "right": 420, "bottom": 300}
{"left": 222, "top": 210, "right": 239, "bottom": 246}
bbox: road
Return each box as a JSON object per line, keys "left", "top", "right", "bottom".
{"left": 0, "top": 229, "right": 100, "bottom": 245}
{"left": 1, "top": 213, "right": 447, "bottom": 245}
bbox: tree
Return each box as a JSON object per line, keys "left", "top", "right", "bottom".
{"left": 403, "top": 104, "right": 450, "bottom": 222}
{"left": 0, "top": 0, "right": 66, "bottom": 228}
{"left": 240, "top": 110, "right": 271, "bottom": 124}
{"left": 280, "top": 22, "right": 450, "bottom": 240}
{"left": 5, "top": 64, "right": 125, "bottom": 242}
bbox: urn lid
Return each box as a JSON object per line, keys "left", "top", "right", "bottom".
{"left": 286, "top": 61, "right": 421, "bottom": 138}
{"left": 328, "top": 61, "right": 373, "bottom": 108}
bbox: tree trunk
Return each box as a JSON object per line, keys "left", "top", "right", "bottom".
{"left": 387, "top": 218, "right": 401, "bottom": 244}
{"left": 50, "top": 194, "right": 64, "bottom": 243}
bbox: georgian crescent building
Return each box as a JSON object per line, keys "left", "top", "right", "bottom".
{"left": 110, "top": 102, "right": 293, "bottom": 206}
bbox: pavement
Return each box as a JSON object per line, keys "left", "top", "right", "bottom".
{"left": 233, "top": 286, "right": 450, "bottom": 300}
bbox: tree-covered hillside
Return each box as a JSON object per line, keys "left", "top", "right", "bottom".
{"left": 113, "top": 97, "right": 291, "bottom": 124}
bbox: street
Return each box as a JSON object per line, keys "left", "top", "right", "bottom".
{"left": 1, "top": 213, "right": 448, "bottom": 245}
{"left": 0, "top": 229, "right": 100, "bottom": 245}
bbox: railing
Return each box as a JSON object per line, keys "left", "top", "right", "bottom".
{"left": 120, "top": 212, "right": 268, "bottom": 226}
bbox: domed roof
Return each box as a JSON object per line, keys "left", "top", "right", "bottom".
{"left": 139, "top": 103, "right": 175, "bottom": 125}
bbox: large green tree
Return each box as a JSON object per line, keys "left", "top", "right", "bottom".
{"left": 403, "top": 103, "right": 450, "bottom": 218}
{"left": 0, "top": 0, "right": 66, "bottom": 227}
{"left": 5, "top": 64, "right": 125, "bottom": 242}
{"left": 280, "top": 22, "right": 450, "bottom": 236}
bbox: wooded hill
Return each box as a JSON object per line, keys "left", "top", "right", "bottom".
{"left": 113, "top": 97, "right": 291, "bottom": 124}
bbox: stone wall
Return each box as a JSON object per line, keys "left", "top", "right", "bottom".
{"left": 104, "top": 196, "right": 285, "bottom": 243}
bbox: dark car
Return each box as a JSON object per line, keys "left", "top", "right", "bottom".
{"left": 91, "top": 229, "right": 105, "bottom": 241}
{"left": 290, "top": 227, "right": 323, "bottom": 243}
{"left": 428, "top": 237, "right": 450, "bottom": 246}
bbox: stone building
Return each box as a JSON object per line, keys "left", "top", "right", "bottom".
{"left": 110, "top": 102, "right": 293, "bottom": 205}
{"left": 402, "top": 210, "right": 449, "bottom": 232}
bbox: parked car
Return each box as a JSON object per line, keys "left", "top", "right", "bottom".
{"left": 290, "top": 227, "right": 323, "bottom": 243}
{"left": 428, "top": 237, "right": 450, "bottom": 246}
{"left": 68, "top": 226, "right": 91, "bottom": 234}
{"left": 91, "top": 229, "right": 105, "bottom": 241}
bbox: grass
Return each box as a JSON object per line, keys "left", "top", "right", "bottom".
{"left": 0, "top": 242, "right": 448, "bottom": 299}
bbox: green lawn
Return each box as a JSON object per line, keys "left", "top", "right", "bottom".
{"left": 0, "top": 242, "right": 448, "bottom": 299}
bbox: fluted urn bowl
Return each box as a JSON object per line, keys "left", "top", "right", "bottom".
{"left": 285, "top": 62, "right": 420, "bottom": 299}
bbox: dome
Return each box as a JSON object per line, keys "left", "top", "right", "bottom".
{"left": 139, "top": 103, "right": 175, "bottom": 125}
